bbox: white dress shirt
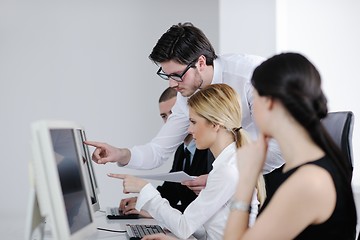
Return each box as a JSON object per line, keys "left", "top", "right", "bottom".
{"left": 135, "top": 143, "right": 259, "bottom": 240}
{"left": 183, "top": 139, "right": 196, "bottom": 167}
{"left": 127, "top": 53, "right": 284, "bottom": 173}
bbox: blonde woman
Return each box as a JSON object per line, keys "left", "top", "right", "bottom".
{"left": 109, "top": 84, "right": 265, "bottom": 240}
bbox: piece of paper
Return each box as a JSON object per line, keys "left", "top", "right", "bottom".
{"left": 134, "top": 171, "right": 196, "bottom": 183}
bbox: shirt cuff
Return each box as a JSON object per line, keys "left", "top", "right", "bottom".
{"left": 125, "top": 147, "right": 144, "bottom": 168}
{"left": 135, "top": 183, "right": 159, "bottom": 211}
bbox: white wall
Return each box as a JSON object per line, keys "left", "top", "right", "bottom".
{"left": 276, "top": 0, "right": 360, "bottom": 187}
{"left": 0, "top": 1, "right": 219, "bottom": 238}
{"left": 219, "top": 0, "right": 277, "bottom": 57}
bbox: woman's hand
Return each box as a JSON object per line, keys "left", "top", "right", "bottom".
{"left": 108, "top": 173, "right": 148, "bottom": 193}
{"left": 236, "top": 134, "right": 269, "bottom": 185}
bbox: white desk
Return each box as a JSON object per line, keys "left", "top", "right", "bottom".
{"left": 33, "top": 211, "right": 182, "bottom": 240}
{"left": 92, "top": 211, "right": 171, "bottom": 239}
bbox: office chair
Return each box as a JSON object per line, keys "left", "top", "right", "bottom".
{"left": 321, "top": 111, "right": 355, "bottom": 179}
{"left": 264, "top": 111, "right": 355, "bottom": 202}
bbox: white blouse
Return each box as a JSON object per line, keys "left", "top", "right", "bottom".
{"left": 135, "top": 143, "right": 259, "bottom": 240}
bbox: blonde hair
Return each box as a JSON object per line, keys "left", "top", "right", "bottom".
{"left": 188, "top": 84, "right": 266, "bottom": 205}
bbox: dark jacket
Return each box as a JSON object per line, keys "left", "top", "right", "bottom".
{"left": 156, "top": 143, "right": 214, "bottom": 212}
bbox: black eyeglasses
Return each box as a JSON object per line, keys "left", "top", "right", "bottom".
{"left": 156, "top": 60, "right": 197, "bottom": 82}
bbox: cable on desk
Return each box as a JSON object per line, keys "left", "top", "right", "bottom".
{"left": 97, "top": 227, "right": 126, "bottom": 233}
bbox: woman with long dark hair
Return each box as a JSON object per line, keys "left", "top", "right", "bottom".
{"left": 224, "top": 52, "right": 357, "bottom": 239}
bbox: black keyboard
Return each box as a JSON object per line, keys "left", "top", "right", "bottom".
{"left": 125, "top": 224, "right": 166, "bottom": 240}
{"left": 106, "top": 207, "right": 139, "bottom": 219}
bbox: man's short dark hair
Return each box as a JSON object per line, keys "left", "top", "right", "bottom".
{"left": 149, "top": 22, "right": 217, "bottom": 66}
{"left": 159, "top": 87, "right": 177, "bottom": 103}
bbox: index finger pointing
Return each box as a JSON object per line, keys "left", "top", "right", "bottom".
{"left": 84, "top": 140, "right": 104, "bottom": 148}
{"left": 107, "top": 173, "right": 127, "bottom": 179}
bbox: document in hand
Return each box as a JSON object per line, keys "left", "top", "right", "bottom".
{"left": 134, "top": 171, "right": 196, "bottom": 183}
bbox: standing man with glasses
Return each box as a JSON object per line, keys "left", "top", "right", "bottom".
{"left": 86, "top": 22, "right": 284, "bottom": 193}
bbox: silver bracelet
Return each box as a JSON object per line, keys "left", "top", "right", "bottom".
{"left": 230, "top": 200, "right": 251, "bottom": 213}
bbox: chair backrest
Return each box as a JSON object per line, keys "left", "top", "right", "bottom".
{"left": 321, "top": 111, "right": 354, "bottom": 178}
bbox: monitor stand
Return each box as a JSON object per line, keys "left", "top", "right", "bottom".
{"left": 25, "top": 162, "right": 46, "bottom": 240}
{"left": 25, "top": 188, "right": 46, "bottom": 240}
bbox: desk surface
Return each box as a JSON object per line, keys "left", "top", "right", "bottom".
{"left": 93, "top": 211, "right": 170, "bottom": 239}
{"left": 33, "top": 211, "right": 180, "bottom": 240}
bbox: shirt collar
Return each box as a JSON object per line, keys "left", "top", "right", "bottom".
{"left": 212, "top": 142, "right": 236, "bottom": 169}
{"left": 212, "top": 57, "right": 223, "bottom": 84}
{"left": 186, "top": 57, "right": 222, "bottom": 101}
{"left": 184, "top": 139, "right": 196, "bottom": 156}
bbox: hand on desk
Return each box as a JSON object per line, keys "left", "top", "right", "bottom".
{"left": 119, "top": 197, "right": 151, "bottom": 218}
{"left": 181, "top": 174, "right": 208, "bottom": 195}
{"left": 85, "top": 140, "right": 131, "bottom": 165}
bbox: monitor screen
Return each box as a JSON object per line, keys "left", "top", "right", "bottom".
{"left": 75, "top": 128, "right": 100, "bottom": 211}
{"left": 50, "top": 129, "right": 93, "bottom": 234}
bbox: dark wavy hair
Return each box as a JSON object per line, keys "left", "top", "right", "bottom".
{"left": 149, "top": 22, "right": 217, "bottom": 65}
{"left": 251, "top": 52, "right": 352, "bottom": 183}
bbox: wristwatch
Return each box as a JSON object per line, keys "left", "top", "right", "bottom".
{"left": 230, "top": 200, "right": 251, "bottom": 213}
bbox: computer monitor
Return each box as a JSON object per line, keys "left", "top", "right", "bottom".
{"left": 25, "top": 120, "right": 97, "bottom": 240}
{"left": 75, "top": 128, "right": 100, "bottom": 212}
